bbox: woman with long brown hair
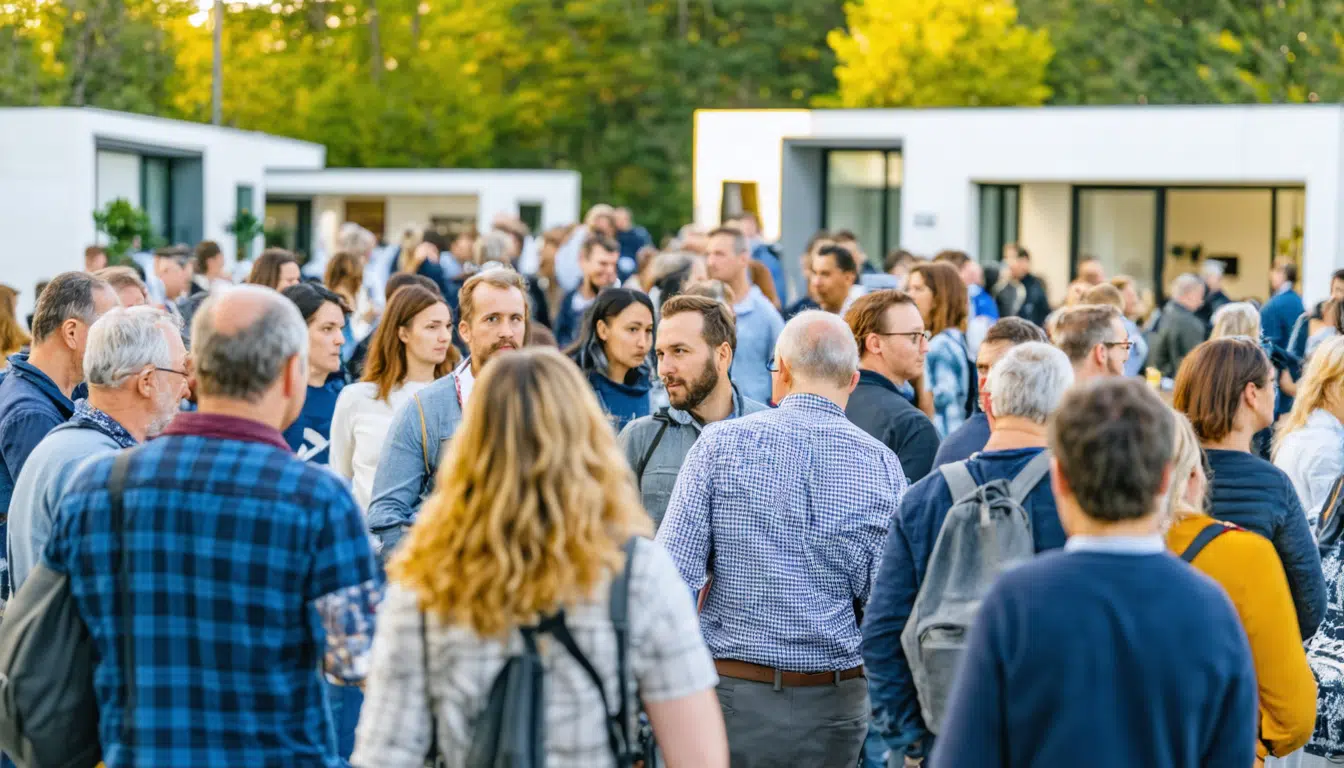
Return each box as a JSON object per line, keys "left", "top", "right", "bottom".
{"left": 351, "top": 348, "right": 727, "bottom": 768}
{"left": 0, "top": 283, "right": 29, "bottom": 372}
{"left": 246, "top": 247, "right": 302, "bottom": 291}
{"left": 329, "top": 284, "right": 456, "bottom": 510}
{"left": 908, "top": 261, "right": 970, "bottom": 438}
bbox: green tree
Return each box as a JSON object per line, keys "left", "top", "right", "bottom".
{"left": 826, "top": 0, "right": 1054, "bottom": 107}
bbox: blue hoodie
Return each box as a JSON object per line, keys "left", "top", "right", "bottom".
{"left": 588, "top": 371, "right": 652, "bottom": 432}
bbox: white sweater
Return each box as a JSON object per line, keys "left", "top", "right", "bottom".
{"left": 329, "top": 380, "right": 431, "bottom": 511}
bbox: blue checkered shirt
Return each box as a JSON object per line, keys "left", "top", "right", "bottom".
{"left": 44, "top": 427, "right": 379, "bottom": 767}
{"left": 656, "top": 393, "right": 907, "bottom": 672}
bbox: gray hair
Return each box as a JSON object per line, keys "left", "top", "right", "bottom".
{"left": 775, "top": 310, "right": 859, "bottom": 387}
{"left": 652, "top": 251, "right": 696, "bottom": 282}
{"left": 986, "top": 342, "right": 1075, "bottom": 425}
{"left": 710, "top": 227, "right": 748, "bottom": 255}
{"left": 1171, "top": 273, "right": 1205, "bottom": 299}
{"left": 30, "top": 271, "right": 112, "bottom": 344}
{"left": 1211, "top": 302, "right": 1261, "bottom": 340}
{"left": 1201, "top": 259, "right": 1226, "bottom": 279}
{"left": 83, "top": 306, "right": 181, "bottom": 387}
{"left": 473, "top": 230, "right": 512, "bottom": 265}
{"left": 337, "top": 222, "right": 377, "bottom": 255}
{"left": 190, "top": 287, "right": 308, "bottom": 402}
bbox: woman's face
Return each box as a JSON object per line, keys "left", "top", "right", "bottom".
{"left": 277, "top": 262, "right": 302, "bottom": 292}
{"left": 908, "top": 271, "right": 934, "bottom": 322}
{"left": 598, "top": 302, "right": 654, "bottom": 371}
{"left": 398, "top": 302, "right": 453, "bottom": 368}
{"left": 1182, "top": 464, "right": 1207, "bottom": 509}
{"left": 308, "top": 301, "right": 346, "bottom": 378}
{"left": 1248, "top": 376, "right": 1276, "bottom": 431}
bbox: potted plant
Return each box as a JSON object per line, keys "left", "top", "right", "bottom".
{"left": 227, "top": 209, "right": 266, "bottom": 263}
{"left": 92, "top": 199, "right": 154, "bottom": 265}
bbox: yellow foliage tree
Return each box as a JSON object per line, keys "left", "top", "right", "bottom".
{"left": 827, "top": 0, "right": 1054, "bottom": 108}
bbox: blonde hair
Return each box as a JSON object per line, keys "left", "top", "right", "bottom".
{"left": 1275, "top": 335, "right": 1344, "bottom": 459}
{"left": 397, "top": 225, "right": 426, "bottom": 274}
{"left": 1210, "top": 302, "right": 1261, "bottom": 340}
{"left": 390, "top": 348, "right": 653, "bottom": 635}
{"left": 1164, "top": 410, "right": 1208, "bottom": 528}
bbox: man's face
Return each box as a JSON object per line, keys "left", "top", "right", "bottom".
{"left": 581, "top": 245, "right": 619, "bottom": 291}
{"left": 810, "top": 254, "right": 856, "bottom": 313}
{"left": 975, "top": 340, "right": 1012, "bottom": 413}
{"left": 1181, "top": 284, "right": 1206, "bottom": 311}
{"left": 146, "top": 329, "right": 190, "bottom": 437}
{"left": 656, "top": 311, "right": 724, "bottom": 413}
{"left": 705, "top": 233, "right": 746, "bottom": 284}
{"left": 737, "top": 216, "right": 759, "bottom": 240}
{"left": 1104, "top": 317, "right": 1130, "bottom": 376}
{"left": 613, "top": 209, "right": 633, "bottom": 232}
{"left": 461, "top": 284, "right": 527, "bottom": 368}
{"left": 86, "top": 250, "right": 107, "bottom": 272}
{"left": 1204, "top": 272, "right": 1223, "bottom": 294}
{"left": 155, "top": 258, "right": 191, "bottom": 299}
{"left": 592, "top": 215, "right": 617, "bottom": 238}
{"left": 959, "top": 261, "right": 983, "bottom": 289}
{"left": 1009, "top": 255, "right": 1029, "bottom": 280}
{"left": 875, "top": 303, "right": 928, "bottom": 384}
{"left": 308, "top": 301, "right": 347, "bottom": 378}
{"left": 1078, "top": 260, "right": 1104, "bottom": 286}
{"left": 74, "top": 287, "right": 122, "bottom": 376}
{"left": 1271, "top": 267, "right": 1286, "bottom": 292}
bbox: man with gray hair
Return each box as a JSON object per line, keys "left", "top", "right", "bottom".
{"left": 40, "top": 286, "right": 379, "bottom": 764}
{"left": 7, "top": 306, "right": 188, "bottom": 592}
{"left": 1151, "top": 272, "right": 1209, "bottom": 380}
{"left": 658, "top": 310, "right": 908, "bottom": 766}
{"left": 1196, "top": 258, "right": 1231, "bottom": 326}
{"left": 0, "top": 270, "right": 118, "bottom": 594}
{"left": 863, "top": 341, "right": 1074, "bottom": 764}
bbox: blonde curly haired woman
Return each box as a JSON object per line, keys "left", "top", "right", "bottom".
{"left": 351, "top": 348, "right": 728, "bottom": 768}
{"left": 1164, "top": 410, "right": 1317, "bottom": 767}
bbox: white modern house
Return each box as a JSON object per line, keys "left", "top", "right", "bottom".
{"left": 693, "top": 105, "right": 1342, "bottom": 305}
{"left": 0, "top": 107, "right": 581, "bottom": 317}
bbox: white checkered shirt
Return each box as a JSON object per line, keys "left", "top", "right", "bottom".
{"left": 656, "top": 393, "right": 908, "bottom": 672}
{"left": 350, "top": 538, "right": 717, "bottom": 768}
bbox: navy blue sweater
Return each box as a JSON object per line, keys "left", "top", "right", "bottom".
{"left": 283, "top": 377, "right": 345, "bottom": 464}
{"left": 1206, "top": 448, "right": 1326, "bottom": 639}
{"left": 845, "top": 369, "right": 940, "bottom": 483}
{"left": 931, "top": 411, "right": 991, "bottom": 471}
{"left": 932, "top": 550, "right": 1258, "bottom": 768}
{"left": 863, "top": 447, "right": 1064, "bottom": 757}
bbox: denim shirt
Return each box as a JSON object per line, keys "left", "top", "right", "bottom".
{"left": 727, "top": 286, "right": 784, "bottom": 405}
{"left": 366, "top": 370, "right": 465, "bottom": 555}
{"left": 924, "top": 329, "right": 969, "bottom": 438}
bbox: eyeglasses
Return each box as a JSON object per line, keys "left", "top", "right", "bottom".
{"left": 153, "top": 367, "right": 190, "bottom": 378}
{"left": 1102, "top": 340, "right": 1134, "bottom": 352}
{"left": 875, "top": 330, "right": 932, "bottom": 343}
{"left": 766, "top": 359, "right": 780, "bottom": 373}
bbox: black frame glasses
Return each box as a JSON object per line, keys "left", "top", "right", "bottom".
{"left": 1102, "top": 340, "right": 1134, "bottom": 352}
{"left": 153, "top": 367, "right": 190, "bottom": 378}
{"left": 875, "top": 330, "right": 932, "bottom": 343}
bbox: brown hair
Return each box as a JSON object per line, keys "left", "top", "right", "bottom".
{"left": 247, "top": 248, "right": 298, "bottom": 289}
{"left": 1173, "top": 337, "right": 1273, "bottom": 443}
{"left": 1052, "top": 304, "right": 1122, "bottom": 365}
{"left": 910, "top": 262, "right": 968, "bottom": 336}
{"left": 458, "top": 268, "right": 531, "bottom": 327}
{"left": 1050, "top": 378, "right": 1175, "bottom": 522}
{"left": 580, "top": 235, "right": 619, "bottom": 259}
{"left": 362, "top": 285, "right": 457, "bottom": 402}
{"left": 92, "top": 266, "right": 148, "bottom": 299}
{"left": 194, "top": 240, "right": 222, "bottom": 274}
{"left": 1082, "top": 283, "right": 1124, "bottom": 310}
{"left": 984, "top": 317, "right": 1048, "bottom": 347}
{"left": 0, "top": 284, "right": 29, "bottom": 359}
{"left": 661, "top": 293, "right": 737, "bottom": 353}
{"left": 933, "top": 250, "right": 970, "bottom": 268}
{"left": 83, "top": 246, "right": 106, "bottom": 268}
{"left": 324, "top": 251, "right": 363, "bottom": 298}
{"left": 386, "top": 272, "right": 441, "bottom": 301}
{"left": 748, "top": 261, "right": 780, "bottom": 308}
{"left": 845, "top": 289, "right": 917, "bottom": 357}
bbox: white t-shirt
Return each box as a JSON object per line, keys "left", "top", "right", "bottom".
{"left": 329, "top": 379, "right": 432, "bottom": 510}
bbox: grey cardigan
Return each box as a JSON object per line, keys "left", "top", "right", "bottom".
{"left": 366, "top": 372, "right": 465, "bottom": 554}
{"left": 618, "top": 386, "right": 767, "bottom": 527}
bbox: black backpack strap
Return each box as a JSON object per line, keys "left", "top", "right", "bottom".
{"left": 633, "top": 411, "right": 672, "bottom": 492}
{"left": 108, "top": 450, "right": 135, "bottom": 756}
{"left": 1181, "top": 522, "right": 1233, "bottom": 563}
{"left": 541, "top": 611, "right": 630, "bottom": 766}
{"left": 609, "top": 538, "right": 638, "bottom": 760}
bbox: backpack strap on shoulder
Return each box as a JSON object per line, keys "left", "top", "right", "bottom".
{"left": 609, "top": 537, "right": 637, "bottom": 757}
{"left": 938, "top": 461, "right": 978, "bottom": 502}
{"left": 413, "top": 393, "right": 431, "bottom": 477}
{"left": 633, "top": 411, "right": 672, "bottom": 491}
{"left": 1181, "top": 522, "right": 1235, "bottom": 563}
{"left": 1008, "top": 451, "right": 1053, "bottom": 504}
{"left": 542, "top": 610, "right": 630, "bottom": 766}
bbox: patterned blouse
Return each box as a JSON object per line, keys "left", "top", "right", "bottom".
{"left": 925, "top": 328, "right": 970, "bottom": 439}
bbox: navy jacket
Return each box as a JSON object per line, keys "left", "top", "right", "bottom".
{"left": 845, "top": 369, "right": 940, "bottom": 483}
{"left": 1206, "top": 448, "right": 1326, "bottom": 639}
{"left": 0, "top": 353, "right": 76, "bottom": 523}
{"left": 587, "top": 370, "right": 652, "bottom": 432}
{"left": 931, "top": 412, "right": 991, "bottom": 471}
{"left": 932, "top": 549, "right": 1258, "bottom": 768}
{"left": 1263, "top": 288, "right": 1306, "bottom": 352}
{"left": 554, "top": 287, "right": 591, "bottom": 349}
{"left": 752, "top": 243, "right": 788, "bottom": 305}
{"left": 863, "top": 448, "right": 1065, "bottom": 757}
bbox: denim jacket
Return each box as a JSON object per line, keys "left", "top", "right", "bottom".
{"left": 618, "top": 385, "right": 767, "bottom": 527}
{"left": 366, "top": 371, "right": 464, "bottom": 556}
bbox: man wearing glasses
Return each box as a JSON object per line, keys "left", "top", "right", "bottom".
{"left": 843, "top": 290, "right": 941, "bottom": 484}
{"left": 1052, "top": 304, "right": 1133, "bottom": 382}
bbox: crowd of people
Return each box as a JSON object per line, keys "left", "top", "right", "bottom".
{"left": 0, "top": 202, "right": 1342, "bottom": 768}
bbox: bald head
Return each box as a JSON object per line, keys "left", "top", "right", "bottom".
{"left": 775, "top": 310, "right": 860, "bottom": 388}
{"left": 191, "top": 285, "right": 308, "bottom": 402}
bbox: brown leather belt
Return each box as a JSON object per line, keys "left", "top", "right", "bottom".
{"left": 715, "top": 659, "right": 865, "bottom": 688}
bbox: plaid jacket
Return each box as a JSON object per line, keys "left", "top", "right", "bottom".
{"left": 44, "top": 414, "right": 379, "bottom": 768}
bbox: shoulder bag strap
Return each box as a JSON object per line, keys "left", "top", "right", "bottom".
{"left": 1181, "top": 522, "right": 1234, "bottom": 563}
{"left": 609, "top": 538, "right": 638, "bottom": 759}
{"left": 108, "top": 450, "right": 135, "bottom": 757}
{"left": 938, "top": 460, "right": 978, "bottom": 502}
{"left": 413, "top": 393, "right": 431, "bottom": 477}
{"left": 1008, "top": 451, "right": 1053, "bottom": 504}
{"left": 633, "top": 412, "right": 671, "bottom": 492}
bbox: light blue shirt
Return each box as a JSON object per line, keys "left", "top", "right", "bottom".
{"left": 728, "top": 285, "right": 784, "bottom": 404}
{"left": 1064, "top": 534, "right": 1167, "bottom": 555}
{"left": 657, "top": 394, "right": 908, "bottom": 671}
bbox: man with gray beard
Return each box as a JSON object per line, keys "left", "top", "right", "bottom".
{"left": 620, "top": 294, "right": 767, "bottom": 527}
{"left": 7, "top": 306, "right": 189, "bottom": 592}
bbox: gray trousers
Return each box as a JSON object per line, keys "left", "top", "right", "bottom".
{"left": 716, "top": 674, "right": 869, "bottom": 768}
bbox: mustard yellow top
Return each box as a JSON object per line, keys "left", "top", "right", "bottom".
{"left": 1167, "top": 514, "right": 1318, "bottom": 759}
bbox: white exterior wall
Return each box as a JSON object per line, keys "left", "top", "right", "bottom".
{"left": 694, "top": 106, "right": 1344, "bottom": 304}
{"left": 0, "top": 107, "right": 325, "bottom": 318}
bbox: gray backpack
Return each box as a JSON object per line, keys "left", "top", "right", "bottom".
{"left": 900, "top": 452, "right": 1051, "bottom": 734}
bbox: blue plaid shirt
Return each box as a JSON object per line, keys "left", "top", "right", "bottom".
{"left": 43, "top": 413, "right": 380, "bottom": 767}
{"left": 656, "top": 393, "right": 907, "bottom": 672}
